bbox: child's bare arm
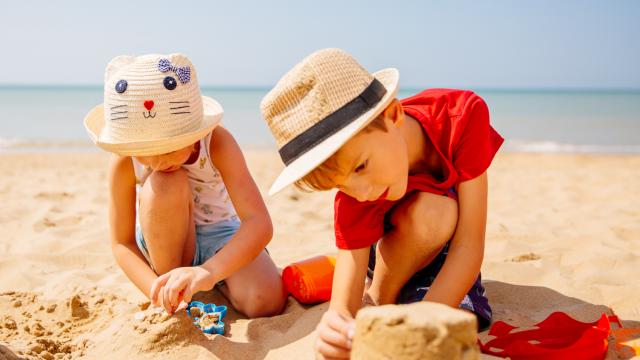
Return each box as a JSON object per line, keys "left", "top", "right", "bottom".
{"left": 422, "top": 171, "right": 488, "bottom": 306}
{"left": 108, "top": 155, "right": 158, "bottom": 298}
{"left": 314, "top": 247, "right": 368, "bottom": 357}
{"left": 199, "top": 126, "right": 273, "bottom": 283}
{"left": 330, "top": 247, "right": 370, "bottom": 316}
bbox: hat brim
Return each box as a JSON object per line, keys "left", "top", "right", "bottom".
{"left": 268, "top": 68, "right": 400, "bottom": 196}
{"left": 84, "top": 96, "right": 223, "bottom": 156}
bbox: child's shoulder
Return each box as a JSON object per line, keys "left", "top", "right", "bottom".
{"left": 208, "top": 126, "right": 238, "bottom": 155}
{"left": 400, "top": 88, "right": 486, "bottom": 120}
{"left": 206, "top": 126, "right": 247, "bottom": 172}
{"left": 109, "top": 154, "right": 133, "bottom": 170}
{"left": 401, "top": 88, "right": 480, "bottom": 106}
{"left": 108, "top": 154, "right": 136, "bottom": 187}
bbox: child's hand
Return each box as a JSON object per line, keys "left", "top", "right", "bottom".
{"left": 314, "top": 309, "right": 355, "bottom": 359}
{"left": 149, "top": 266, "right": 214, "bottom": 315}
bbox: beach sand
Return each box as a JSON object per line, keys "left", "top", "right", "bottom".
{"left": 0, "top": 151, "right": 639, "bottom": 359}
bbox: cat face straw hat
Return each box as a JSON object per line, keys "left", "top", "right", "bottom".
{"left": 261, "top": 48, "right": 399, "bottom": 195}
{"left": 84, "top": 53, "right": 223, "bottom": 156}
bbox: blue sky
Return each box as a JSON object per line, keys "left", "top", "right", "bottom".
{"left": 1, "top": 0, "right": 638, "bottom": 89}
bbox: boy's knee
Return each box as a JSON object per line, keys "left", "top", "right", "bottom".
{"left": 394, "top": 192, "right": 458, "bottom": 244}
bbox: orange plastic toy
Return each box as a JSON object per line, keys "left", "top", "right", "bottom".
{"left": 282, "top": 255, "right": 336, "bottom": 304}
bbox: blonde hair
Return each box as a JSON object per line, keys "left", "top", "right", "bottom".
{"left": 294, "top": 110, "right": 389, "bottom": 192}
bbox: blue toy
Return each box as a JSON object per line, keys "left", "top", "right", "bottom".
{"left": 186, "top": 301, "right": 227, "bottom": 335}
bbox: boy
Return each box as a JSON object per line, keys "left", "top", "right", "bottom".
{"left": 261, "top": 48, "right": 503, "bottom": 359}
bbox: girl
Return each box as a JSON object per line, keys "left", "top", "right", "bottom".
{"left": 84, "top": 53, "right": 286, "bottom": 317}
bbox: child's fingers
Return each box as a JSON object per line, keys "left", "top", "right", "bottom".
{"left": 162, "top": 283, "right": 174, "bottom": 314}
{"left": 317, "top": 323, "right": 351, "bottom": 350}
{"left": 182, "top": 285, "right": 193, "bottom": 304}
{"left": 325, "top": 311, "right": 355, "bottom": 342}
{"left": 150, "top": 272, "right": 170, "bottom": 303}
{"left": 175, "top": 301, "right": 189, "bottom": 313}
{"left": 314, "top": 337, "right": 350, "bottom": 359}
{"left": 176, "top": 289, "right": 185, "bottom": 306}
{"left": 166, "top": 277, "right": 187, "bottom": 309}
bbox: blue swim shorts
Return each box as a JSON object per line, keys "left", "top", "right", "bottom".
{"left": 135, "top": 217, "right": 240, "bottom": 272}
{"left": 367, "top": 241, "right": 493, "bottom": 331}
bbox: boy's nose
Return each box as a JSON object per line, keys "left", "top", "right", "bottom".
{"left": 144, "top": 100, "right": 155, "bottom": 110}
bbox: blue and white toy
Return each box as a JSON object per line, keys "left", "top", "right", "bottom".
{"left": 186, "top": 301, "right": 228, "bottom": 335}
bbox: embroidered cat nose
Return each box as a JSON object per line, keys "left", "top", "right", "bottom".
{"left": 144, "top": 100, "right": 155, "bottom": 110}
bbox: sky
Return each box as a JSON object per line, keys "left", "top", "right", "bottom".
{"left": 0, "top": 0, "right": 639, "bottom": 89}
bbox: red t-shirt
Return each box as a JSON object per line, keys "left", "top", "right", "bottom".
{"left": 334, "top": 89, "right": 504, "bottom": 250}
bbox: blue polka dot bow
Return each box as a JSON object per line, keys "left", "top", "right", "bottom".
{"left": 158, "top": 59, "right": 191, "bottom": 84}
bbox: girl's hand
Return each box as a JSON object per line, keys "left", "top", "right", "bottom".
{"left": 314, "top": 309, "right": 355, "bottom": 359}
{"left": 149, "top": 266, "right": 215, "bottom": 315}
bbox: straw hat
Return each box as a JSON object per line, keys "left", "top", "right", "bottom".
{"left": 261, "top": 48, "right": 399, "bottom": 195}
{"left": 84, "top": 53, "right": 223, "bottom": 156}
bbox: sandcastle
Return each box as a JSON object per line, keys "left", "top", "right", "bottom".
{"left": 351, "top": 302, "right": 480, "bottom": 360}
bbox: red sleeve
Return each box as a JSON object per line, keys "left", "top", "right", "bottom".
{"left": 334, "top": 191, "right": 387, "bottom": 250}
{"left": 452, "top": 95, "right": 504, "bottom": 182}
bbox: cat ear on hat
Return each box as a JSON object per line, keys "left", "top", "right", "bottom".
{"left": 104, "top": 55, "right": 136, "bottom": 83}
{"left": 166, "top": 53, "right": 192, "bottom": 68}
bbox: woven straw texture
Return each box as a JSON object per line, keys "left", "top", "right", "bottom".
{"left": 261, "top": 48, "right": 375, "bottom": 149}
{"left": 102, "top": 54, "right": 203, "bottom": 143}
{"left": 84, "top": 53, "right": 223, "bottom": 156}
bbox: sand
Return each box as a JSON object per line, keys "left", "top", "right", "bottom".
{"left": 0, "top": 151, "right": 639, "bottom": 359}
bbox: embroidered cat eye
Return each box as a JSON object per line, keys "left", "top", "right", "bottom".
{"left": 164, "top": 76, "right": 177, "bottom": 90}
{"left": 115, "top": 80, "right": 128, "bottom": 93}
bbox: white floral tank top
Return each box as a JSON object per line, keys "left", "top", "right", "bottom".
{"left": 131, "top": 131, "right": 238, "bottom": 225}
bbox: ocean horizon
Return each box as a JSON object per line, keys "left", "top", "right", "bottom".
{"left": 1, "top": 85, "right": 639, "bottom": 154}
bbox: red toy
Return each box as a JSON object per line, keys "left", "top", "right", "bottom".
{"left": 479, "top": 312, "right": 621, "bottom": 360}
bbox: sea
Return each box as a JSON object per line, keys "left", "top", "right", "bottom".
{"left": 1, "top": 85, "right": 639, "bottom": 153}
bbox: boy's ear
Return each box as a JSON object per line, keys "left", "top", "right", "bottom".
{"left": 383, "top": 100, "right": 404, "bottom": 129}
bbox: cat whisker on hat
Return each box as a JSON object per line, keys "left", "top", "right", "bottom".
{"left": 169, "top": 105, "right": 190, "bottom": 110}
{"left": 110, "top": 104, "right": 128, "bottom": 119}
{"left": 169, "top": 101, "right": 189, "bottom": 104}
{"left": 171, "top": 112, "right": 191, "bottom": 115}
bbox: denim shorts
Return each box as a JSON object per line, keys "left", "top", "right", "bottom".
{"left": 135, "top": 217, "right": 240, "bottom": 273}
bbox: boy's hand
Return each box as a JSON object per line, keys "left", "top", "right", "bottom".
{"left": 149, "top": 266, "right": 215, "bottom": 315}
{"left": 315, "top": 309, "right": 355, "bottom": 359}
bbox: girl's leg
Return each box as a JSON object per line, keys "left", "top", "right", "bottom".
{"left": 219, "top": 250, "right": 286, "bottom": 318}
{"left": 139, "top": 169, "right": 196, "bottom": 275}
{"left": 366, "top": 192, "right": 458, "bottom": 305}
